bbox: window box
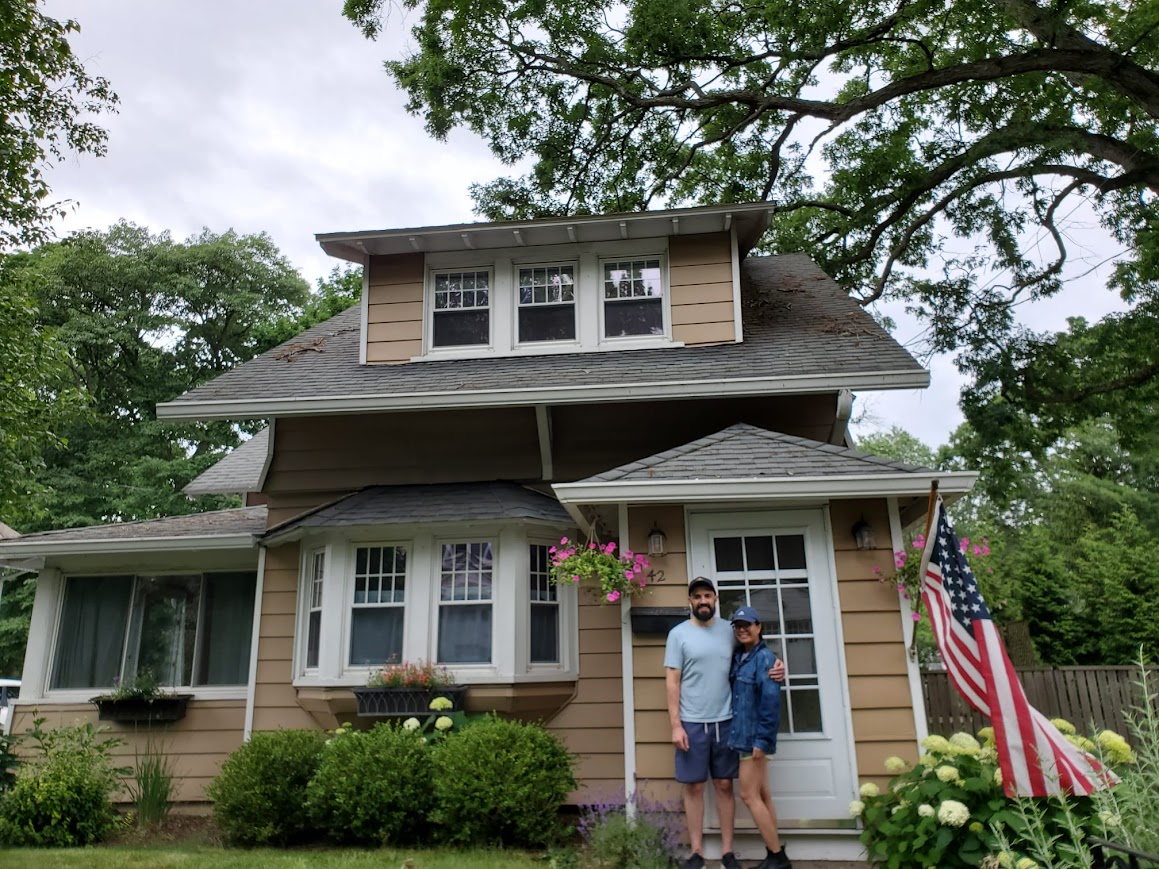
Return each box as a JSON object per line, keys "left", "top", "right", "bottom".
{"left": 90, "top": 694, "right": 192, "bottom": 724}
{"left": 351, "top": 684, "right": 468, "bottom": 718}
{"left": 629, "top": 606, "right": 689, "bottom": 635}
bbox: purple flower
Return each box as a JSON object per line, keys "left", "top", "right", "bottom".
{"left": 912, "top": 611, "right": 921, "bottom": 622}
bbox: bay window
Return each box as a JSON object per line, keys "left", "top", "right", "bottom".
{"left": 350, "top": 545, "right": 406, "bottom": 666}
{"left": 437, "top": 541, "right": 493, "bottom": 664}
{"left": 51, "top": 572, "right": 256, "bottom": 691}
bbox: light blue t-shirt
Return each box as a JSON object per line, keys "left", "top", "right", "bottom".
{"left": 664, "top": 617, "right": 734, "bottom": 723}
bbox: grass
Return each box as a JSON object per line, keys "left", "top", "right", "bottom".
{"left": 0, "top": 846, "right": 546, "bottom": 868}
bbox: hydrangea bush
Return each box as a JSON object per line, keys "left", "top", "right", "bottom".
{"left": 549, "top": 537, "right": 651, "bottom": 603}
{"left": 853, "top": 723, "right": 1135, "bottom": 868}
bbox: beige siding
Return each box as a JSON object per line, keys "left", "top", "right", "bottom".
{"left": 11, "top": 701, "right": 246, "bottom": 803}
{"left": 547, "top": 598, "right": 625, "bottom": 801}
{"left": 669, "top": 232, "right": 735, "bottom": 346}
{"left": 831, "top": 498, "right": 918, "bottom": 789}
{"left": 366, "top": 253, "right": 425, "bottom": 364}
{"left": 253, "top": 542, "right": 316, "bottom": 731}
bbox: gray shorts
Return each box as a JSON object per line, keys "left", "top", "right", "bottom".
{"left": 675, "top": 719, "right": 739, "bottom": 783}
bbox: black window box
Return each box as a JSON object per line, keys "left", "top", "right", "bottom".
{"left": 352, "top": 685, "right": 468, "bottom": 717}
{"left": 630, "top": 607, "right": 689, "bottom": 635}
{"left": 90, "top": 695, "right": 192, "bottom": 723}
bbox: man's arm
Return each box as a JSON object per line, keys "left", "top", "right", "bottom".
{"left": 768, "top": 656, "right": 786, "bottom": 682}
{"left": 666, "top": 667, "right": 689, "bottom": 751}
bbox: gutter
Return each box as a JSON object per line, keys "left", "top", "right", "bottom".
{"left": 0, "top": 533, "right": 258, "bottom": 560}
{"left": 156, "top": 369, "right": 931, "bottom": 421}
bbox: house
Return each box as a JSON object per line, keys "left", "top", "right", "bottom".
{"left": 0, "top": 203, "right": 977, "bottom": 862}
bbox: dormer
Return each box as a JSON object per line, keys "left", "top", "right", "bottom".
{"left": 316, "top": 203, "right": 772, "bottom": 365}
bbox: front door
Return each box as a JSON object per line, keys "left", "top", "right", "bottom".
{"left": 689, "top": 509, "right": 857, "bottom": 823}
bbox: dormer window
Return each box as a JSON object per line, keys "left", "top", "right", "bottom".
{"left": 602, "top": 258, "right": 664, "bottom": 338}
{"left": 432, "top": 269, "right": 491, "bottom": 348}
{"left": 517, "top": 263, "right": 576, "bottom": 344}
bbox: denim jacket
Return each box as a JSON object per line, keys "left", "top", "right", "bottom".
{"left": 728, "top": 643, "right": 782, "bottom": 755}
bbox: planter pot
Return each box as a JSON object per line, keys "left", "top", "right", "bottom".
{"left": 352, "top": 685, "right": 468, "bottom": 718}
{"left": 630, "top": 606, "right": 689, "bottom": 635}
{"left": 90, "top": 695, "right": 192, "bottom": 723}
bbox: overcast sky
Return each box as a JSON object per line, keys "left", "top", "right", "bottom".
{"left": 43, "top": 1, "right": 1127, "bottom": 450}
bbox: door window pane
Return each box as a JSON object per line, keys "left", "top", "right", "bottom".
{"left": 713, "top": 537, "right": 744, "bottom": 572}
{"left": 776, "top": 535, "right": 807, "bottom": 569}
{"left": 745, "top": 536, "right": 775, "bottom": 570}
{"left": 781, "top": 587, "right": 813, "bottom": 633}
{"left": 789, "top": 688, "right": 823, "bottom": 732}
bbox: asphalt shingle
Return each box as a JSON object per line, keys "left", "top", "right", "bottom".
{"left": 0, "top": 507, "right": 268, "bottom": 545}
{"left": 184, "top": 429, "right": 269, "bottom": 495}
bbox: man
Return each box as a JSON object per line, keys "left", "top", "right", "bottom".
{"left": 665, "top": 576, "right": 786, "bottom": 869}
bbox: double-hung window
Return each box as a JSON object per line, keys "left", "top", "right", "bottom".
{"left": 51, "top": 572, "right": 256, "bottom": 690}
{"left": 306, "top": 551, "right": 325, "bottom": 669}
{"left": 350, "top": 545, "right": 407, "bottom": 666}
{"left": 437, "top": 541, "right": 493, "bottom": 664}
{"left": 602, "top": 258, "right": 664, "bottom": 338}
{"left": 431, "top": 269, "right": 490, "bottom": 348}
{"left": 517, "top": 264, "right": 576, "bottom": 343}
{"left": 529, "top": 544, "right": 560, "bottom": 664}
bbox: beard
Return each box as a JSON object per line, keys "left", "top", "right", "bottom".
{"left": 692, "top": 603, "right": 715, "bottom": 622}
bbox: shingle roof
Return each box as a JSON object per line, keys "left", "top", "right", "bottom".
{"left": 160, "top": 255, "right": 925, "bottom": 416}
{"left": 184, "top": 429, "right": 269, "bottom": 495}
{"left": 582, "top": 423, "right": 936, "bottom": 483}
{"left": 0, "top": 507, "right": 267, "bottom": 546}
{"left": 263, "top": 482, "right": 572, "bottom": 541}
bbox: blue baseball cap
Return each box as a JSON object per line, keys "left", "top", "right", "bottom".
{"left": 730, "top": 606, "right": 761, "bottom": 625}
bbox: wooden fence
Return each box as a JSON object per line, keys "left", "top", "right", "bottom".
{"left": 923, "top": 666, "right": 1158, "bottom": 736}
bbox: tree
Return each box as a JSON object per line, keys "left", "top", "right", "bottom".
{"left": 2, "top": 222, "right": 312, "bottom": 532}
{"left": 344, "top": 0, "right": 1159, "bottom": 427}
{"left": 0, "top": 1, "right": 117, "bottom": 249}
{"left": 856, "top": 426, "right": 938, "bottom": 468}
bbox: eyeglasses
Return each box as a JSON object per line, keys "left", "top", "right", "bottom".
{"left": 732, "top": 622, "right": 756, "bottom": 631}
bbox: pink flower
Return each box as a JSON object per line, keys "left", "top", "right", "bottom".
{"left": 902, "top": 593, "right": 909, "bottom": 600}
{"left": 606, "top": 591, "right": 621, "bottom": 602}
{"left": 638, "top": 579, "right": 647, "bottom": 587}
{"left": 981, "top": 545, "right": 991, "bottom": 556}
{"left": 589, "top": 542, "right": 596, "bottom": 550}
{"left": 607, "top": 542, "right": 616, "bottom": 553}
{"left": 572, "top": 574, "right": 580, "bottom": 583}
{"left": 972, "top": 544, "right": 982, "bottom": 556}
{"left": 913, "top": 533, "right": 925, "bottom": 548}
{"left": 624, "top": 550, "right": 633, "bottom": 559}
{"left": 548, "top": 546, "right": 556, "bottom": 554}
{"left": 959, "top": 537, "right": 970, "bottom": 553}
{"left": 871, "top": 566, "right": 881, "bottom": 575}
{"left": 560, "top": 537, "right": 569, "bottom": 545}
{"left": 625, "top": 569, "right": 635, "bottom": 580}
{"left": 912, "top": 611, "right": 921, "bottom": 622}
{"left": 894, "top": 551, "right": 907, "bottom": 569}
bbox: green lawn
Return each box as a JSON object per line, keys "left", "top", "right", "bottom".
{"left": 0, "top": 846, "right": 547, "bottom": 868}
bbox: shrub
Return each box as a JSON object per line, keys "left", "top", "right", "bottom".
{"left": 0, "top": 719, "right": 126, "bottom": 847}
{"left": 580, "top": 790, "right": 684, "bottom": 868}
{"left": 306, "top": 722, "right": 434, "bottom": 845}
{"left": 432, "top": 715, "right": 575, "bottom": 846}
{"left": 207, "top": 728, "right": 326, "bottom": 846}
{"left": 0, "top": 731, "right": 18, "bottom": 795}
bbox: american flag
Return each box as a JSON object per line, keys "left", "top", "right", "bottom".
{"left": 920, "top": 496, "right": 1117, "bottom": 797}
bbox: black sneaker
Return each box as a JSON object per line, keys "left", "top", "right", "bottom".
{"left": 759, "top": 848, "right": 793, "bottom": 869}
{"left": 682, "top": 854, "right": 706, "bottom": 869}
{"left": 720, "top": 853, "right": 743, "bottom": 869}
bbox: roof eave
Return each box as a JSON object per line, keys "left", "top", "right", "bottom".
{"left": 157, "top": 369, "right": 930, "bottom": 421}
{"left": 552, "top": 471, "right": 979, "bottom": 505}
{"left": 261, "top": 513, "right": 573, "bottom": 547}
{"left": 0, "top": 533, "right": 259, "bottom": 562}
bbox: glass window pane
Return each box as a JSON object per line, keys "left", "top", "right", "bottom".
{"left": 307, "top": 610, "right": 321, "bottom": 669}
{"left": 350, "top": 608, "right": 404, "bottom": 666}
{"left": 781, "top": 587, "right": 813, "bottom": 633}
{"left": 776, "top": 535, "right": 807, "bottom": 570}
{"left": 789, "top": 688, "right": 823, "bottom": 732}
{"left": 713, "top": 537, "right": 744, "bottom": 572}
{"left": 745, "top": 536, "right": 775, "bottom": 571}
{"left": 438, "top": 605, "right": 492, "bottom": 663}
{"left": 51, "top": 576, "right": 133, "bottom": 690}
{"left": 519, "top": 305, "right": 576, "bottom": 342}
{"left": 195, "top": 572, "right": 255, "bottom": 686}
{"left": 785, "top": 638, "right": 817, "bottom": 676}
{"left": 717, "top": 588, "right": 747, "bottom": 619}
{"left": 530, "top": 605, "right": 559, "bottom": 664}
{"left": 747, "top": 588, "right": 782, "bottom": 633}
{"left": 605, "top": 298, "right": 662, "bottom": 337}
{"left": 433, "top": 310, "right": 489, "bottom": 347}
{"left": 130, "top": 575, "right": 201, "bottom": 687}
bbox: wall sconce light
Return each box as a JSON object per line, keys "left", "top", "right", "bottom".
{"left": 852, "top": 518, "right": 876, "bottom": 550}
{"left": 648, "top": 526, "right": 668, "bottom": 558}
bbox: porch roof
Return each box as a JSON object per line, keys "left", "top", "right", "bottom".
{"left": 262, "top": 481, "right": 573, "bottom": 544}
{"left": 0, "top": 506, "right": 267, "bottom": 562}
{"left": 553, "top": 424, "right": 977, "bottom": 505}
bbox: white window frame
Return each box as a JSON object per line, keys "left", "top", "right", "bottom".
{"left": 432, "top": 537, "right": 496, "bottom": 667}
{"left": 597, "top": 254, "right": 671, "bottom": 344}
{"left": 305, "top": 549, "right": 325, "bottom": 671}
{"left": 425, "top": 266, "right": 494, "bottom": 354}
{"left": 513, "top": 260, "right": 580, "bottom": 348}
{"left": 291, "top": 523, "right": 579, "bottom": 687}
{"left": 527, "top": 540, "right": 562, "bottom": 667}
{"left": 40, "top": 569, "right": 256, "bottom": 702}
{"left": 348, "top": 542, "right": 409, "bottom": 668}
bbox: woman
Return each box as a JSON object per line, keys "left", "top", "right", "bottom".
{"left": 728, "top": 605, "right": 791, "bottom": 869}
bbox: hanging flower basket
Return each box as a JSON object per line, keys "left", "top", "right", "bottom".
{"left": 352, "top": 685, "right": 468, "bottom": 718}
{"left": 548, "top": 536, "right": 651, "bottom": 604}
{"left": 90, "top": 695, "right": 192, "bottom": 723}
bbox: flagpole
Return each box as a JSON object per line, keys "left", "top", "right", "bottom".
{"left": 922, "top": 479, "right": 940, "bottom": 540}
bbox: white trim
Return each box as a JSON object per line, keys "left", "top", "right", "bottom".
{"left": 19, "top": 567, "right": 61, "bottom": 704}
{"left": 256, "top": 418, "right": 276, "bottom": 492}
{"left": 554, "top": 471, "right": 979, "bottom": 505}
{"left": 156, "top": 369, "right": 932, "bottom": 420}
{"left": 730, "top": 225, "right": 743, "bottom": 343}
{"left": 536, "top": 405, "right": 553, "bottom": 481}
{"left": 243, "top": 546, "right": 266, "bottom": 740}
{"left": 822, "top": 504, "right": 866, "bottom": 799}
{"left": 425, "top": 265, "right": 495, "bottom": 355}
{"left": 618, "top": 502, "right": 637, "bottom": 819}
{"left": 888, "top": 496, "right": 929, "bottom": 746}
{"left": 0, "top": 534, "right": 256, "bottom": 558}
{"left": 359, "top": 253, "right": 370, "bottom": 366}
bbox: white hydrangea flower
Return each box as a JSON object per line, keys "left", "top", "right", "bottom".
{"left": 934, "top": 765, "right": 960, "bottom": 784}
{"left": 434, "top": 715, "right": 454, "bottom": 731}
{"left": 859, "top": 782, "right": 880, "bottom": 798}
{"left": 918, "top": 804, "right": 935, "bottom": 818}
{"left": 936, "top": 799, "right": 970, "bottom": 827}
{"left": 948, "top": 732, "right": 981, "bottom": 756}
{"left": 994, "top": 767, "right": 1003, "bottom": 786}
{"left": 429, "top": 696, "right": 454, "bottom": 711}
{"left": 884, "top": 755, "right": 908, "bottom": 774}
{"left": 848, "top": 800, "right": 865, "bottom": 817}
{"left": 402, "top": 717, "right": 421, "bottom": 731}
{"left": 921, "top": 735, "right": 951, "bottom": 754}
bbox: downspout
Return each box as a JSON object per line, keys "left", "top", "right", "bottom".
{"left": 888, "top": 497, "right": 929, "bottom": 745}
{"left": 828, "top": 388, "right": 854, "bottom": 446}
{"left": 618, "top": 501, "right": 637, "bottom": 818}
{"left": 243, "top": 545, "right": 267, "bottom": 740}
